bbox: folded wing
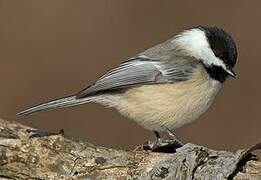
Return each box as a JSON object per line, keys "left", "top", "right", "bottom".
{"left": 76, "top": 55, "right": 196, "bottom": 98}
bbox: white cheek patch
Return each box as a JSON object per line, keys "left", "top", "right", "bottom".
{"left": 172, "top": 28, "right": 227, "bottom": 70}
{"left": 202, "top": 49, "right": 227, "bottom": 69}
{"left": 172, "top": 28, "right": 209, "bottom": 59}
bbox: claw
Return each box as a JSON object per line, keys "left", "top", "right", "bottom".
{"left": 136, "top": 138, "right": 182, "bottom": 152}
{"left": 136, "top": 128, "right": 185, "bottom": 152}
{"left": 26, "top": 129, "right": 64, "bottom": 138}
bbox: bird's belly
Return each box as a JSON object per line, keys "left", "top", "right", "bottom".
{"left": 116, "top": 79, "right": 221, "bottom": 131}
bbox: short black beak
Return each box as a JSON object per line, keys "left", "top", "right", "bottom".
{"left": 226, "top": 65, "right": 236, "bottom": 79}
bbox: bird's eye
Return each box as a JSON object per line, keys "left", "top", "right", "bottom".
{"left": 214, "top": 50, "right": 222, "bottom": 58}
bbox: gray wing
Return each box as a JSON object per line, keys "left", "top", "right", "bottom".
{"left": 76, "top": 55, "right": 196, "bottom": 98}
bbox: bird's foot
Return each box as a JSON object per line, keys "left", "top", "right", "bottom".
{"left": 164, "top": 127, "right": 185, "bottom": 147}
{"left": 26, "top": 129, "right": 64, "bottom": 138}
{"left": 136, "top": 128, "right": 185, "bottom": 152}
{"left": 135, "top": 138, "right": 183, "bottom": 153}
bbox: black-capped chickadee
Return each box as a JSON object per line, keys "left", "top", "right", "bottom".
{"left": 18, "top": 26, "right": 237, "bottom": 149}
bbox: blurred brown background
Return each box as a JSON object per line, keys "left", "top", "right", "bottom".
{"left": 0, "top": 1, "right": 260, "bottom": 151}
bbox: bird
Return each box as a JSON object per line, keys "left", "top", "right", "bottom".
{"left": 18, "top": 26, "right": 237, "bottom": 150}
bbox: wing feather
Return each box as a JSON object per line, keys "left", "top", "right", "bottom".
{"left": 76, "top": 56, "right": 195, "bottom": 98}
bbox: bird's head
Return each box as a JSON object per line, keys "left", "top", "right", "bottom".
{"left": 172, "top": 26, "right": 238, "bottom": 82}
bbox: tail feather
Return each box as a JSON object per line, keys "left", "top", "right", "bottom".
{"left": 17, "top": 95, "right": 93, "bottom": 116}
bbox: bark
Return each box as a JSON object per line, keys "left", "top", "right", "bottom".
{"left": 0, "top": 118, "right": 260, "bottom": 180}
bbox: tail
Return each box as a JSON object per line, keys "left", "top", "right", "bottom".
{"left": 17, "top": 94, "right": 93, "bottom": 116}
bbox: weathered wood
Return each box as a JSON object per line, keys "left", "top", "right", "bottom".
{"left": 0, "top": 118, "right": 260, "bottom": 179}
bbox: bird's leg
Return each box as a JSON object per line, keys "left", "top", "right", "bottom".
{"left": 164, "top": 126, "right": 185, "bottom": 147}
{"left": 135, "top": 130, "right": 183, "bottom": 152}
{"left": 26, "top": 129, "right": 64, "bottom": 138}
{"left": 154, "top": 131, "right": 161, "bottom": 139}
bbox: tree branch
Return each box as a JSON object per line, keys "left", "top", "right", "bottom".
{"left": 0, "top": 118, "right": 260, "bottom": 179}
